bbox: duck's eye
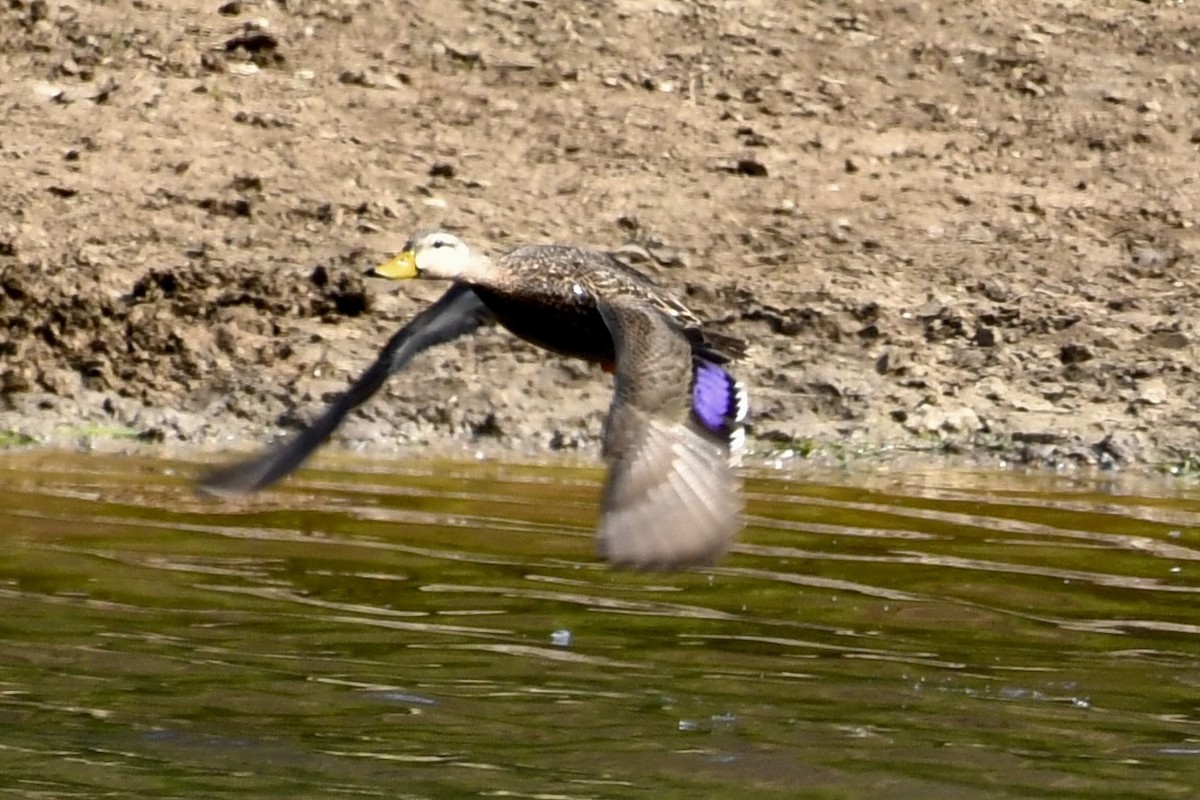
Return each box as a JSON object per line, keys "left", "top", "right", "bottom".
{"left": 431, "top": 239, "right": 448, "bottom": 249}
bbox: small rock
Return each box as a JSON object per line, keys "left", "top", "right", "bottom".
{"left": 442, "top": 42, "right": 483, "bottom": 65}
{"left": 1059, "top": 343, "right": 1092, "bottom": 365}
{"left": 1012, "top": 430, "right": 1065, "bottom": 445}
{"left": 338, "top": 69, "right": 370, "bottom": 86}
{"left": 1097, "top": 429, "right": 1154, "bottom": 465}
{"left": 1129, "top": 243, "right": 1177, "bottom": 272}
{"left": 940, "top": 407, "right": 981, "bottom": 434}
{"left": 25, "top": 0, "right": 49, "bottom": 23}
{"left": 37, "top": 367, "right": 79, "bottom": 398}
{"left": 1143, "top": 331, "right": 1189, "bottom": 349}
{"left": 230, "top": 174, "right": 263, "bottom": 193}
{"left": 32, "top": 82, "right": 68, "bottom": 103}
{"left": 1040, "top": 383, "right": 1067, "bottom": 402}
{"left": 973, "top": 326, "right": 996, "bottom": 347}
{"left": 1136, "top": 378, "right": 1167, "bottom": 405}
{"left": 734, "top": 157, "right": 768, "bottom": 177}
{"left": 906, "top": 405, "right": 982, "bottom": 435}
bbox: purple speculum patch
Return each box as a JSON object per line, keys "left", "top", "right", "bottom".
{"left": 692, "top": 361, "right": 735, "bottom": 432}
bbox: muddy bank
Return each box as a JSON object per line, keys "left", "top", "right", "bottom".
{"left": 1, "top": 0, "right": 1198, "bottom": 474}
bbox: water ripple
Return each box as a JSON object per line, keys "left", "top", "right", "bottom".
{"left": 1, "top": 452, "right": 1198, "bottom": 799}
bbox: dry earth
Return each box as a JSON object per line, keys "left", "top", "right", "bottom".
{"left": 1, "top": 0, "right": 1199, "bottom": 473}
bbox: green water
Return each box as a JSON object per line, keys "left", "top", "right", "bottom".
{"left": 0, "top": 451, "right": 1197, "bottom": 799}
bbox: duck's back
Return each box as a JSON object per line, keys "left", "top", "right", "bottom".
{"left": 470, "top": 244, "right": 742, "bottom": 366}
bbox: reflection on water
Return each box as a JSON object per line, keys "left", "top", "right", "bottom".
{"left": 1, "top": 450, "right": 1198, "bottom": 799}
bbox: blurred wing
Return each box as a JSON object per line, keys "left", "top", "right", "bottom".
{"left": 595, "top": 296, "right": 741, "bottom": 569}
{"left": 198, "top": 283, "right": 492, "bottom": 496}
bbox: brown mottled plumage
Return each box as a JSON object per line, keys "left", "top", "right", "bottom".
{"left": 450, "top": 239, "right": 745, "bottom": 368}
{"left": 199, "top": 230, "right": 748, "bottom": 569}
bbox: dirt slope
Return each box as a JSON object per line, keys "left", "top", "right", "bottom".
{"left": 1, "top": 0, "right": 1198, "bottom": 471}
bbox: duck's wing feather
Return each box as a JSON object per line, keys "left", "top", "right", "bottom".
{"left": 198, "top": 283, "right": 493, "bottom": 496}
{"left": 587, "top": 252, "right": 747, "bottom": 362}
{"left": 595, "top": 295, "right": 741, "bottom": 569}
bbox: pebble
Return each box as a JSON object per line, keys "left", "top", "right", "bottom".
{"left": 1137, "top": 379, "right": 1168, "bottom": 406}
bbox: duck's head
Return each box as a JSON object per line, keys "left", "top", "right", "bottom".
{"left": 368, "top": 229, "right": 483, "bottom": 282}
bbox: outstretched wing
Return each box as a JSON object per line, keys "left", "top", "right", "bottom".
{"left": 198, "top": 283, "right": 493, "bottom": 496}
{"left": 595, "top": 295, "right": 742, "bottom": 569}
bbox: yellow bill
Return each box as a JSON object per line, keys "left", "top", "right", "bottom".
{"left": 369, "top": 250, "right": 418, "bottom": 280}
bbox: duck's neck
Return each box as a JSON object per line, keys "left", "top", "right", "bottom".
{"left": 458, "top": 252, "right": 496, "bottom": 286}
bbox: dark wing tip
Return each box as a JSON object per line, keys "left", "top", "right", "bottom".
{"left": 196, "top": 285, "right": 493, "bottom": 502}
{"left": 196, "top": 453, "right": 279, "bottom": 497}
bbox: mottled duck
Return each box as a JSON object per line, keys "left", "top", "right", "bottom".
{"left": 199, "top": 230, "right": 749, "bottom": 569}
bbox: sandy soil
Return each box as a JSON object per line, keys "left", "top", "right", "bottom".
{"left": 1, "top": 0, "right": 1198, "bottom": 473}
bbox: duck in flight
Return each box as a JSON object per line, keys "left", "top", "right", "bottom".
{"left": 199, "top": 230, "right": 749, "bottom": 569}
